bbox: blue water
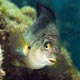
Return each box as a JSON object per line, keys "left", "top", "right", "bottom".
{"left": 11, "top": 0, "right": 80, "bottom": 71}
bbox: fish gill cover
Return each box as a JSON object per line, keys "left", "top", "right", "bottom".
{"left": 0, "top": 0, "right": 80, "bottom": 80}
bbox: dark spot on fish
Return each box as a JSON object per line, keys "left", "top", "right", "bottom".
{"left": 28, "top": 46, "right": 31, "bottom": 49}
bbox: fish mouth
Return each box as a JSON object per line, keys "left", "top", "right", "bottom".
{"left": 49, "top": 58, "right": 56, "bottom": 64}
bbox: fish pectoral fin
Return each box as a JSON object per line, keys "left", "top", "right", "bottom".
{"left": 11, "top": 60, "right": 26, "bottom": 67}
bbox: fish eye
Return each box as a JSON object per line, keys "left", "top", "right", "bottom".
{"left": 28, "top": 46, "right": 31, "bottom": 49}
{"left": 44, "top": 42, "right": 52, "bottom": 49}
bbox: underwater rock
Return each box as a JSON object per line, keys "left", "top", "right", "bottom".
{"left": 0, "top": 0, "right": 37, "bottom": 80}
{"left": 1, "top": 0, "right": 35, "bottom": 24}
{"left": 21, "top": 6, "right": 37, "bottom": 23}
{"left": 0, "top": 2, "right": 7, "bottom": 30}
{"left": 0, "top": 44, "right": 4, "bottom": 67}
{"left": 0, "top": 0, "right": 37, "bottom": 32}
{"left": 0, "top": 14, "right": 7, "bottom": 30}
{"left": 0, "top": 44, "right": 5, "bottom": 80}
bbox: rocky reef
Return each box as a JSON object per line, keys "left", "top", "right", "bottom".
{"left": 0, "top": 0, "right": 80, "bottom": 80}
{"left": 0, "top": 0, "right": 37, "bottom": 80}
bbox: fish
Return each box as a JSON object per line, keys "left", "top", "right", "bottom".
{"left": 9, "top": 3, "right": 60, "bottom": 69}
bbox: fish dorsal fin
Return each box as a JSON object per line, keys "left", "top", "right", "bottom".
{"left": 36, "top": 2, "right": 56, "bottom": 22}
{"left": 25, "top": 3, "right": 56, "bottom": 45}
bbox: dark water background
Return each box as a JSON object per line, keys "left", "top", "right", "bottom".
{"left": 11, "top": 0, "right": 80, "bottom": 71}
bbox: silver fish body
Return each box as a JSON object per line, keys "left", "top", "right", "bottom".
{"left": 9, "top": 3, "right": 59, "bottom": 69}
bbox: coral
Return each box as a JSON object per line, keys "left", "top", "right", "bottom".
{"left": 0, "top": 0, "right": 37, "bottom": 32}
{"left": 21, "top": 6, "right": 37, "bottom": 23}
{"left": 0, "top": 45, "right": 5, "bottom": 80}
{"left": 0, "top": 44, "right": 4, "bottom": 66}
{"left": 0, "top": 69, "right": 5, "bottom": 80}
{"left": 0, "top": 3, "right": 7, "bottom": 30}
{"left": 0, "top": 13, "right": 7, "bottom": 29}
{"left": 60, "top": 47, "right": 80, "bottom": 80}
{"left": 0, "top": 0, "right": 37, "bottom": 80}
